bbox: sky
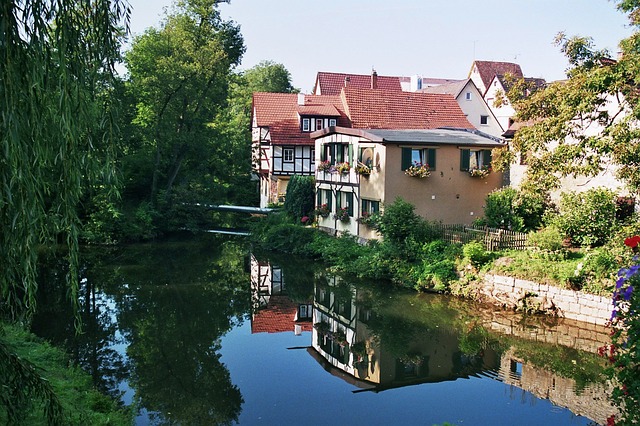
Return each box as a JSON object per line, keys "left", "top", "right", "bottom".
{"left": 124, "top": 0, "right": 634, "bottom": 93}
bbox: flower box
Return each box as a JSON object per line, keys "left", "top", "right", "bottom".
{"left": 405, "top": 162, "right": 431, "bottom": 178}
{"left": 468, "top": 166, "right": 491, "bottom": 178}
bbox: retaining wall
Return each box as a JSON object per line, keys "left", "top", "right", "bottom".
{"left": 479, "top": 274, "right": 613, "bottom": 326}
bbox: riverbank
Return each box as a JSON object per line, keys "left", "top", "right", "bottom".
{"left": 0, "top": 322, "right": 133, "bottom": 425}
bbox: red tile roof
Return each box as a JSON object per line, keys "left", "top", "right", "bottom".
{"left": 251, "top": 296, "right": 313, "bottom": 334}
{"left": 470, "top": 60, "right": 524, "bottom": 92}
{"left": 315, "top": 71, "right": 402, "bottom": 95}
{"left": 341, "top": 88, "right": 474, "bottom": 130}
{"left": 252, "top": 92, "right": 349, "bottom": 146}
{"left": 253, "top": 87, "right": 474, "bottom": 146}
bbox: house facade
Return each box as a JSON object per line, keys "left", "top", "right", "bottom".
{"left": 423, "top": 79, "right": 503, "bottom": 138}
{"left": 252, "top": 92, "right": 347, "bottom": 207}
{"left": 313, "top": 127, "right": 505, "bottom": 239}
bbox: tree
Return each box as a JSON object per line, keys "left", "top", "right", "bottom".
{"left": 124, "top": 0, "right": 245, "bottom": 218}
{"left": 1, "top": 0, "right": 129, "bottom": 422}
{"left": 494, "top": 1, "right": 640, "bottom": 195}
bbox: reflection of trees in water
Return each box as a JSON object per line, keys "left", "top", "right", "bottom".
{"left": 33, "top": 236, "right": 251, "bottom": 424}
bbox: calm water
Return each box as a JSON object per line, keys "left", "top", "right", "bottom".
{"left": 32, "top": 234, "right": 613, "bottom": 425}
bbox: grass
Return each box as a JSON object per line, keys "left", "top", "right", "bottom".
{"left": 1, "top": 322, "right": 134, "bottom": 425}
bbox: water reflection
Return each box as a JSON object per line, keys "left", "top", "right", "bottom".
{"left": 32, "top": 238, "right": 614, "bottom": 425}
{"left": 250, "top": 254, "right": 614, "bottom": 425}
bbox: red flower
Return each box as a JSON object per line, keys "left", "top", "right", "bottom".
{"left": 623, "top": 235, "right": 640, "bottom": 248}
{"left": 607, "top": 414, "right": 615, "bottom": 426}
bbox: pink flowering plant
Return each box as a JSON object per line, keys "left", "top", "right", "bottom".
{"left": 317, "top": 160, "right": 331, "bottom": 172}
{"left": 602, "top": 235, "right": 640, "bottom": 425}
{"left": 334, "top": 207, "right": 350, "bottom": 222}
{"left": 314, "top": 203, "right": 330, "bottom": 218}
{"left": 335, "top": 162, "right": 351, "bottom": 174}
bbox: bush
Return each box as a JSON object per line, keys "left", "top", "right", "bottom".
{"left": 283, "top": 175, "right": 315, "bottom": 221}
{"left": 550, "top": 188, "right": 617, "bottom": 247}
{"left": 462, "top": 241, "right": 492, "bottom": 268}
{"left": 481, "top": 188, "right": 549, "bottom": 232}
{"left": 527, "top": 226, "right": 565, "bottom": 254}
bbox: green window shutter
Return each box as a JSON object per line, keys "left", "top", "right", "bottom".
{"left": 336, "top": 191, "right": 342, "bottom": 210}
{"left": 327, "top": 190, "right": 333, "bottom": 211}
{"left": 331, "top": 144, "right": 337, "bottom": 163}
{"left": 372, "top": 201, "right": 380, "bottom": 213}
{"left": 346, "top": 192, "right": 353, "bottom": 216}
{"left": 317, "top": 190, "right": 321, "bottom": 206}
{"left": 460, "top": 149, "right": 470, "bottom": 171}
{"left": 401, "top": 148, "right": 412, "bottom": 170}
{"left": 483, "top": 149, "right": 492, "bottom": 167}
{"left": 427, "top": 148, "right": 436, "bottom": 170}
{"left": 320, "top": 145, "right": 326, "bottom": 161}
{"left": 337, "top": 144, "right": 344, "bottom": 162}
{"left": 348, "top": 144, "right": 353, "bottom": 164}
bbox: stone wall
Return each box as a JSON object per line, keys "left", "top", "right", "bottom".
{"left": 479, "top": 274, "right": 612, "bottom": 326}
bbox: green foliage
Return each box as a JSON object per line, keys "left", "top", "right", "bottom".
{"left": 508, "top": 2, "right": 640, "bottom": 194}
{"left": 243, "top": 60, "right": 298, "bottom": 93}
{"left": 283, "top": 175, "right": 316, "bottom": 221}
{"left": 527, "top": 226, "right": 567, "bottom": 261}
{"left": 413, "top": 241, "right": 460, "bottom": 291}
{"left": 0, "top": 323, "right": 133, "bottom": 425}
{"left": 377, "top": 198, "right": 437, "bottom": 260}
{"left": 481, "top": 187, "right": 549, "bottom": 232}
{"left": 462, "top": 241, "right": 492, "bottom": 268}
{"left": 123, "top": 0, "right": 247, "bottom": 226}
{"left": 549, "top": 188, "right": 617, "bottom": 247}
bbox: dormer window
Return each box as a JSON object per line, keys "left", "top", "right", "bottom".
{"left": 316, "top": 119, "right": 323, "bottom": 131}
{"left": 302, "top": 118, "right": 310, "bottom": 132}
{"left": 329, "top": 118, "right": 336, "bottom": 127}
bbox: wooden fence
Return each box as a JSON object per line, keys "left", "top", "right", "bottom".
{"left": 431, "top": 224, "right": 528, "bottom": 251}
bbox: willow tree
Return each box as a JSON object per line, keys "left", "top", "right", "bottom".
{"left": 494, "top": 1, "right": 640, "bottom": 195}
{"left": 1, "top": 0, "right": 128, "bottom": 422}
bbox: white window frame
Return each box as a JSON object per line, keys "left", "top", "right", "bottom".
{"left": 316, "top": 118, "right": 324, "bottom": 131}
{"left": 283, "top": 148, "right": 294, "bottom": 162}
{"left": 480, "top": 115, "right": 489, "bottom": 125}
{"left": 329, "top": 118, "right": 337, "bottom": 126}
{"left": 302, "top": 118, "right": 310, "bottom": 132}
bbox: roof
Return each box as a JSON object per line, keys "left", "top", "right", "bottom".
{"left": 251, "top": 295, "right": 313, "bottom": 334}
{"left": 341, "top": 87, "right": 474, "bottom": 130}
{"left": 313, "top": 127, "right": 505, "bottom": 148}
{"left": 494, "top": 75, "right": 546, "bottom": 93}
{"left": 314, "top": 71, "right": 402, "bottom": 95}
{"left": 421, "top": 79, "right": 471, "bottom": 97}
{"left": 252, "top": 92, "right": 348, "bottom": 145}
{"left": 470, "top": 60, "right": 524, "bottom": 92}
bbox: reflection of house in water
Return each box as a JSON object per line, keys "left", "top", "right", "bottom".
{"left": 498, "top": 348, "right": 614, "bottom": 425}
{"left": 310, "top": 277, "right": 499, "bottom": 392}
{"left": 250, "top": 254, "right": 312, "bottom": 334}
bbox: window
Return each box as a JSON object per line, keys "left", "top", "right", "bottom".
{"left": 401, "top": 147, "right": 436, "bottom": 170}
{"left": 329, "top": 118, "right": 337, "bottom": 127}
{"left": 316, "top": 118, "right": 324, "bottom": 131}
{"left": 460, "top": 148, "right": 492, "bottom": 171}
{"left": 316, "top": 188, "right": 332, "bottom": 212}
{"left": 465, "top": 92, "right": 471, "bottom": 100}
{"left": 480, "top": 115, "right": 488, "bottom": 125}
{"left": 283, "top": 148, "right": 294, "bottom": 162}
{"left": 361, "top": 199, "right": 380, "bottom": 215}
{"left": 302, "top": 118, "right": 310, "bottom": 132}
{"left": 321, "top": 143, "right": 352, "bottom": 165}
{"left": 336, "top": 191, "right": 354, "bottom": 216}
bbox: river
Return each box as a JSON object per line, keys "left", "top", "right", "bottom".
{"left": 32, "top": 233, "right": 614, "bottom": 425}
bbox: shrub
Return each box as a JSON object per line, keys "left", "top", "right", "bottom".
{"left": 481, "top": 187, "right": 549, "bottom": 232}
{"left": 283, "top": 175, "right": 315, "bottom": 221}
{"left": 527, "top": 226, "right": 565, "bottom": 252}
{"left": 462, "top": 241, "right": 492, "bottom": 268}
{"left": 550, "top": 188, "right": 617, "bottom": 247}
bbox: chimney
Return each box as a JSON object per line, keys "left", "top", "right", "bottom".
{"left": 297, "top": 93, "right": 305, "bottom": 106}
{"left": 371, "top": 70, "right": 378, "bottom": 89}
{"left": 344, "top": 76, "right": 350, "bottom": 87}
